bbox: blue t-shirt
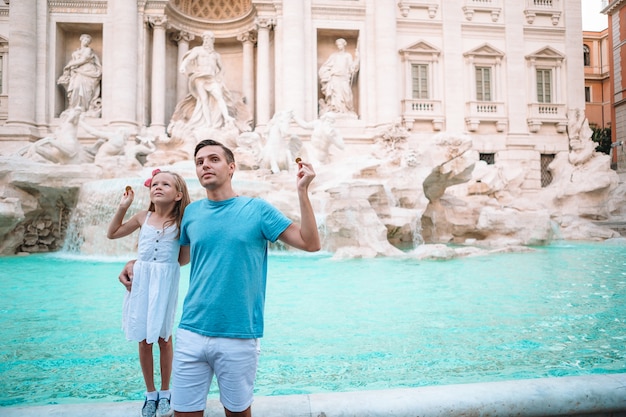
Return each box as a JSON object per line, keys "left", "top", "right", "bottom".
{"left": 179, "top": 196, "right": 292, "bottom": 338}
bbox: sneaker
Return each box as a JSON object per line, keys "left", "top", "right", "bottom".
{"left": 156, "top": 396, "right": 174, "bottom": 417}
{"left": 141, "top": 398, "right": 157, "bottom": 417}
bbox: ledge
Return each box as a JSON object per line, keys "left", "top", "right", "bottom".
{"left": 3, "top": 373, "right": 626, "bottom": 417}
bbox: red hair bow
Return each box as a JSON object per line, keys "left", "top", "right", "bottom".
{"left": 144, "top": 168, "right": 161, "bottom": 188}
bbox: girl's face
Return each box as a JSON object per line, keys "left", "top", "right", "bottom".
{"left": 150, "top": 173, "right": 182, "bottom": 204}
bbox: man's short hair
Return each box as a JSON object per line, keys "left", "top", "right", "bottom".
{"left": 194, "top": 139, "right": 235, "bottom": 164}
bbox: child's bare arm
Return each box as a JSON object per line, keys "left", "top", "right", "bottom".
{"left": 107, "top": 188, "right": 142, "bottom": 239}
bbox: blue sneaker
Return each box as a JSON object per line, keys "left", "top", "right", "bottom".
{"left": 141, "top": 398, "right": 157, "bottom": 417}
{"left": 156, "top": 396, "right": 173, "bottom": 417}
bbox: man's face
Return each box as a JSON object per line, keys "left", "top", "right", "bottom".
{"left": 202, "top": 34, "right": 214, "bottom": 48}
{"left": 194, "top": 145, "right": 234, "bottom": 189}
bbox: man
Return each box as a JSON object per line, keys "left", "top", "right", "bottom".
{"left": 179, "top": 31, "right": 234, "bottom": 129}
{"left": 120, "top": 139, "right": 321, "bottom": 417}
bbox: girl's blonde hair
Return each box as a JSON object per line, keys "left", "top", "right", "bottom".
{"left": 147, "top": 170, "right": 191, "bottom": 237}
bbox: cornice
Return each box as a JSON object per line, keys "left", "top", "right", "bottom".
{"left": 603, "top": 0, "right": 626, "bottom": 15}
{"left": 48, "top": 1, "right": 107, "bottom": 13}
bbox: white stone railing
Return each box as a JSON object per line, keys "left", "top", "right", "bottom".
{"left": 524, "top": 0, "right": 561, "bottom": 25}
{"left": 401, "top": 99, "right": 444, "bottom": 130}
{"left": 465, "top": 100, "right": 507, "bottom": 132}
{"left": 527, "top": 102, "right": 567, "bottom": 133}
{"left": 397, "top": 0, "right": 439, "bottom": 18}
{"left": 466, "top": 100, "right": 506, "bottom": 118}
{"left": 462, "top": 0, "right": 502, "bottom": 22}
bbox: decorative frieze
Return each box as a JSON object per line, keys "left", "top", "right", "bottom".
{"left": 48, "top": 1, "right": 107, "bottom": 14}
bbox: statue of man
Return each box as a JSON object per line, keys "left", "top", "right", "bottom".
{"left": 179, "top": 30, "right": 234, "bottom": 128}
{"left": 318, "top": 38, "right": 359, "bottom": 117}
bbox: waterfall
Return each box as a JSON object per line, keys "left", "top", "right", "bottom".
{"left": 63, "top": 178, "right": 149, "bottom": 256}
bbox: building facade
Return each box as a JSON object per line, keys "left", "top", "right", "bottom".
{"left": 0, "top": 0, "right": 585, "bottom": 190}
{"left": 603, "top": 0, "right": 626, "bottom": 148}
{"left": 583, "top": 28, "right": 611, "bottom": 129}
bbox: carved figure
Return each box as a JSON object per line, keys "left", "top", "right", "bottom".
{"left": 175, "top": 30, "right": 234, "bottom": 130}
{"left": 567, "top": 109, "right": 595, "bottom": 166}
{"left": 318, "top": 38, "right": 359, "bottom": 117}
{"left": 57, "top": 34, "right": 102, "bottom": 116}
{"left": 18, "top": 107, "right": 88, "bottom": 164}
{"left": 376, "top": 118, "right": 410, "bottom": 152}
{"left": 260, "top": 110, "right": 298, "bottom": 174}
{"left": 126, "top": 132, "right": 157, "bottom": 167}
{"left": 79, "top": 117, "right": 130, "bottom": 166}
{"left": 293, "top": 112, "right": 344, "bottom": 164}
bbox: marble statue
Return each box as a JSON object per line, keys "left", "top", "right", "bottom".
{"left": 545, "top": 109, "right": 619, "bottom": 219}
{"left": 293, "top": 112, "right": 344, "bottom": 164}
{"left": 376, "top": 118, "right": 410, "bottom": 152}
{"left": 171, "top": 30, "right": 234, "bottom": 131}
{"left": 259, "top": 110, "right": 301, "bottom": 174}
{"left": 17, "top": 107, "right": 90, "bottom": 164}
{"left": 79, "top": 117, "right": 129, "bottom": 166}
{"left": 318, "top": 38, "right": 359, "bottom": 117}
{"left": 126, "top": 131, "right": 157, "bottom": 167}
{"left": 566, "top": 109, "right": 595, "bottom": 166}
{"left": 57, "top": 34, "right": 102, "bottom": 117}
{"left": 165, "top": 30, "right": 251, "bottom": 159}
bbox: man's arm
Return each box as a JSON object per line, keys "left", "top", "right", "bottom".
{"left": 179, "top": 245, "right": 190, "bottom": 266}
{"left": 278, "top": 161, "right": 321, "bottom": 252}
{"left": 119, "top": 260, "right": 135, "bottom": 291}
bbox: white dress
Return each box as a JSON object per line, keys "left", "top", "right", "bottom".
{"left": 122, "top": 212, "right": 180, "bottom": 344}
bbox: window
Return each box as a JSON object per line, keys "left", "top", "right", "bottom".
{"left": 0, "top": 55, "right": 3, "bottom": 94}
{"left": 476, "top": 67, "right": 491, "bottom": 101}
{"left": 479, "top": 153, "right": 495, "bottom": 165}
{"left": 583, "top": 45, "right": 590, "bottom": 67}
{"left": 540, "top": 154, "right": 555, "bottom": 187}
{"left": 585, "top": 86, "right": 591, "bottom": 102}
{"left": 411, "top": 64, "right": 429, "bottom": 99}
{"left": 536, "top": 69, "right": 551, "bottom": 103}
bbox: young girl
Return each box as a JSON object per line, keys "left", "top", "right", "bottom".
{"left": 107, "top": 169, "right": 190, "bottom": 417}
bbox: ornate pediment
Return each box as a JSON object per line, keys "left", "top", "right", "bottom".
{"left": 400, "top": 40, "right": 440, "bottom": 55}
{"left": 463, "top": 43, "right": 504, "bottom": 59}
{"left": 526, "top": 46, "right": 565, "bottom": 62}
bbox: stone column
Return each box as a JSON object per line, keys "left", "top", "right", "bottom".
{"left": 147, "top": 15, "right": 167, "bottom": 131}
{"left": 237, "top": 31, "right": 257, "bottom": 123}
{"left": 107, "top": 0, "right": 138, "bottom": 127}
{"left": 256, "top": 18, "right": 274, "bottom": 127}
{"left": 503, "top": 0, "right": 528, "bottom": 135}
{"left": 172, "top": 30, "right": 193, "bottom": 103}
{"left": 6, "top": 0, "right": 37, "bottom": 132}
{"left": 280, "top": 1, "right": 305, "bottom": 116}
{"left": 441, "top": 2, "right": 465, "bottom": 132}
{"left": 564, "top": 0, "right": 584, "bottom": 112}
{"left": 374, "top": 0, "right": 398, "bottom": 124}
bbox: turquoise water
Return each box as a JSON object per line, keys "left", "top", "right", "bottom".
{"left": 1, "top": 241, "right": 625, "bottom": 407}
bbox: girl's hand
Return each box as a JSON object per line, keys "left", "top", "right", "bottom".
{"left": 119, "top": 187, "right": 134, "bottom": 209}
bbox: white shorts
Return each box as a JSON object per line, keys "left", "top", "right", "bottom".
{"left": 171, "top": 328, "right": 260, "bottom": 413}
